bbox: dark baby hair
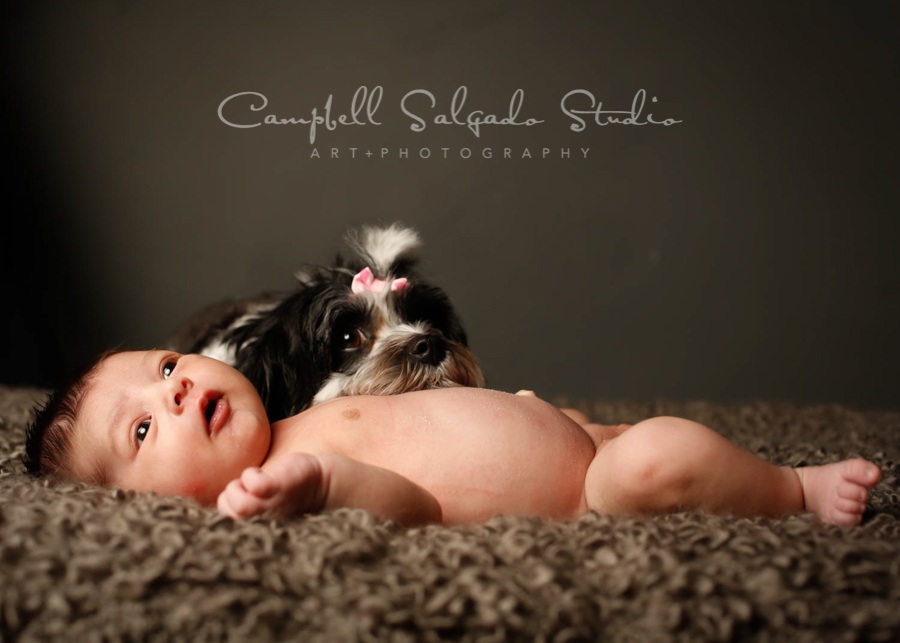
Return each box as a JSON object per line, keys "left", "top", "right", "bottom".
{"left": 24, "top": 350, "right": 121, "bottom": 483}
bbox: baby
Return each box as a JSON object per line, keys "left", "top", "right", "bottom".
{"left": 26, "top": 350, "right": 882, "bottom": 527}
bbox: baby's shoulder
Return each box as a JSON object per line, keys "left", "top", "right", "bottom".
{"left": 263, "top": 428, "right": 337, "bottom": 472}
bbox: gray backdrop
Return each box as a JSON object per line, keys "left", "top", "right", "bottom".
{"left": 3, "top": 1, "right": 898, "bottom": 411}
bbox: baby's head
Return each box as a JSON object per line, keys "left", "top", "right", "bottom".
{"left": 25, "top": 350, "right": 272, "bottom": 505}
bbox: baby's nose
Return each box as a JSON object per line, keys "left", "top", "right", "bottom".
{"left": 170, "top": 378, "right": 193, "bottom": 408}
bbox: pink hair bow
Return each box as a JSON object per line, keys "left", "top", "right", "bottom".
{"left": 351, "top": 267, "right": 409, "bottom": 295}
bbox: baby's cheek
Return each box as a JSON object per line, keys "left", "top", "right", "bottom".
{"left": 180, "top": 479, "right": 210, "bottom": 501}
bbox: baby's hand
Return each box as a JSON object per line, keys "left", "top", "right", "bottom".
{"left": 217, "top": 452, "right": 325, "bottom": 520}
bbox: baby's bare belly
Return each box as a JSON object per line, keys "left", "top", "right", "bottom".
{"left": 270, "top": 388, "right": 596, "bottom": 524}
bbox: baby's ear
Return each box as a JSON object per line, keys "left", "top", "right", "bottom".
{"left": 345, "top": 223, "right": 422, "bottom": 277}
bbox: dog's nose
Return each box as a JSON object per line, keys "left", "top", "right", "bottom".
{"left": 409, "top": 334, "right": 447, "bottom": 366}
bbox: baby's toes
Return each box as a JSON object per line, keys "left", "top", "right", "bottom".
{"left": 837, "top": 481, "right": 869, "bottom": 503}
{"left": 842, "top": 459, "right": 882, "bottom": 487}
{"left": 829, "top": 507, "right": 865, "bottom": 527}
{"left": 834, "top": 496, "right": 866, "bottom": 515}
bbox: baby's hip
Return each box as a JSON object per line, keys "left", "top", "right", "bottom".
{"left": 580, "top": 423, "right": 634, "bottom": 450}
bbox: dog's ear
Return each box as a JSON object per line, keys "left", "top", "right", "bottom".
{"left": 293, "top": 261, "right": 345, "bottom": 287}
{"left": 227, "top": 293, "right": 332, "bottom": 421}
{"left": 293, "top": 267, "right": 317, "bottom": 286}
{"left": 345, "top": 223, "right": 421, "bottom": 277}
{"left": 294, "top": 254, "right": 360, "bottom": 287}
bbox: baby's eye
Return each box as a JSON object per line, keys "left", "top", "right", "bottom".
{"left": 136, "top": 420, "right": 151, "bottom": 447}
{"left": 162, "top": 361, "right": 177, "bottom": 379}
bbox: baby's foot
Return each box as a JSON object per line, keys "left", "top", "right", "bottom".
{"left": 795, "top": 459, "right": 881, "bottom": 526}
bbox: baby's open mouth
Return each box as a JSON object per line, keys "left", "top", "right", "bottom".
{"left": 201, "top": 393, "right": 230, "bottom": 436}
{"left": 204, "top": 395, "right": 225, "bottom": 434}
{"left": 204, "top": 399, "right": 218, "bottom": 426}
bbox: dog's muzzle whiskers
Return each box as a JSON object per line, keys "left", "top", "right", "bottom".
{"left": 342, "top": 337, "right": 485, "bottom": 398}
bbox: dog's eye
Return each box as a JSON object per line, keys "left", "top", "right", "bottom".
{"left": 341, "top": 329, "right": 364, "bottom": 350}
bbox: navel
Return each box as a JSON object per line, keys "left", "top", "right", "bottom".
{"left": 342, "top": 408, "right": 361, "bottom": 420}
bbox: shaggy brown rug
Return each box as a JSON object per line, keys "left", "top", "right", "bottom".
{"left": 1, "top": 385, "right": 898, "bottom": 641}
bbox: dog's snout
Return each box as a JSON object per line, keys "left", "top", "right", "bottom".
{"left": 409, "top": 334, "right": 447, "bottom": 366}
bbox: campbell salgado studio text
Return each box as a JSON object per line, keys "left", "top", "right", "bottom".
{"left": 217, "top": 86, "right": 683, "bottom": 144}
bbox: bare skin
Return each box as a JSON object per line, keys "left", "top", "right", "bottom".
{"left": 71, "top": 352, "right": 882, "bottom": 528}
{"left": 214, "top": 389, "right": 881, "bottom": 527}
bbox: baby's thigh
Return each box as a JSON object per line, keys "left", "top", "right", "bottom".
{"left": 582, "top": 416, "right": 713, "bottom": 514}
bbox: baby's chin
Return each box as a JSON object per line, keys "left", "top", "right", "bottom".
{"left": 227, "top": 408, "right": 271, "bottom": 442}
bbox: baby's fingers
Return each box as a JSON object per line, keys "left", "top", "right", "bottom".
{"left": 217, "top": 478, "right": 264, "bottom": 519}
{"left": 240, "top": 467, "right": 278, "bottom": 499}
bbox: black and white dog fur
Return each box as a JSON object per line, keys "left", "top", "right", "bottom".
{"left": 165, "top": 224, "right": 485, "bottom": 422}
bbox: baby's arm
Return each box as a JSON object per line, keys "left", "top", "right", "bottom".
{"left": 217, "top": 452, "right": 442, "bottom": 526}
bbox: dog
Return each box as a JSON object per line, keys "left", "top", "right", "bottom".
{"left": 165, "top": 224, "right": 485, "bottom": 422}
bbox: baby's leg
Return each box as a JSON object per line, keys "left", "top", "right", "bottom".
{"left": 584, "top": 416, "right": 881, "bottom": 526}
